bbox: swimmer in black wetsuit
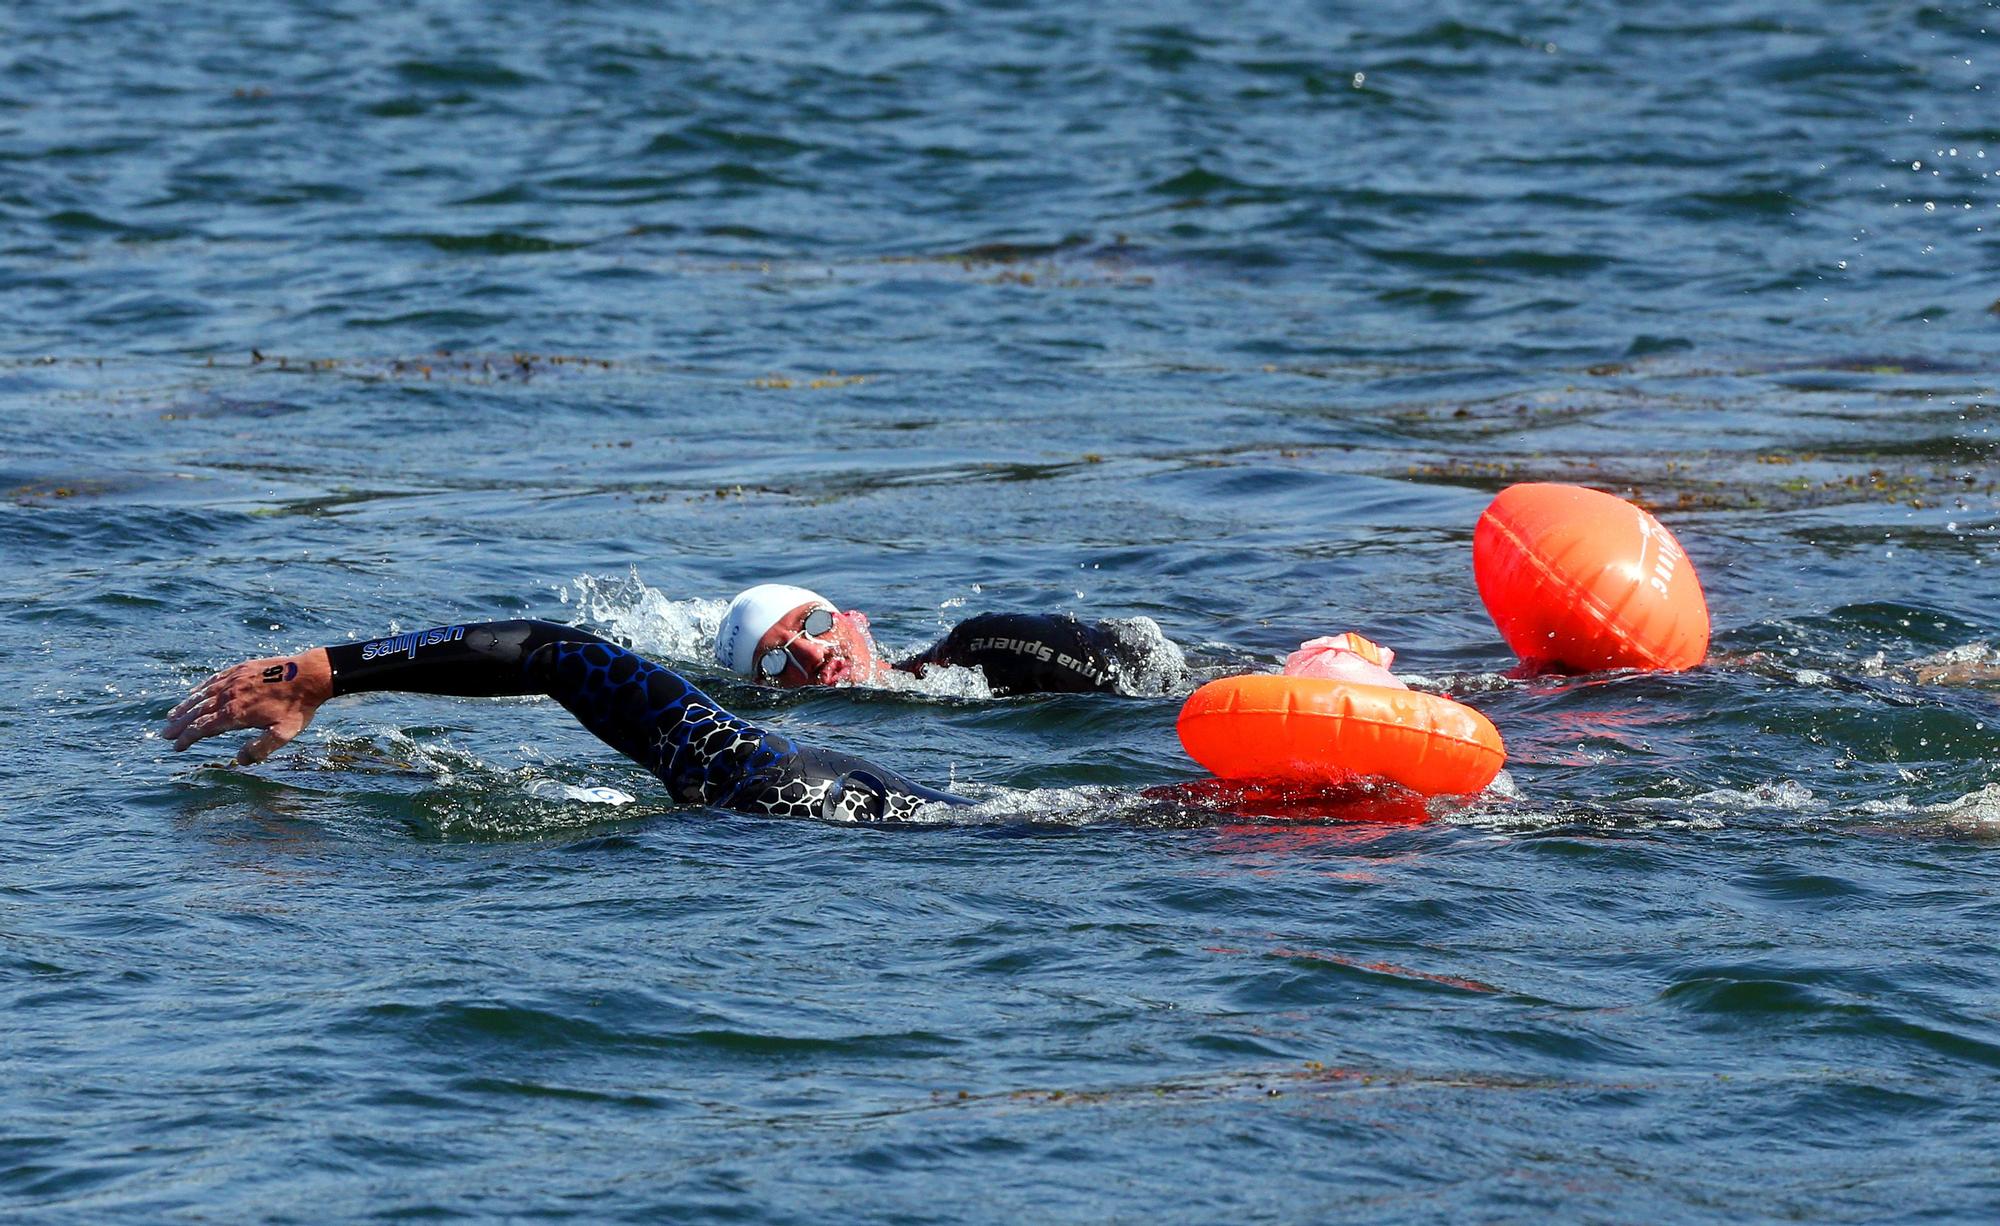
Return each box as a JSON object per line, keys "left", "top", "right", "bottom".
{"left": 713, "top": 583, "right": 1184, "bottom": 696}
{"left": 164, "top": 620, "right": 969, "bottom": 821}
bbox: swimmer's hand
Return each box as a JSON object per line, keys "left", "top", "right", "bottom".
{"left": 165, "top": 649, "right": 334, "bottom": 764}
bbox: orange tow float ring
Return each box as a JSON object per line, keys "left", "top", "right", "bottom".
{"left": 1472, "top": 482, "right": 1709, "bottom": 673}
{"left": 1177, "top": 674, "right": 1506, "bottom": 797}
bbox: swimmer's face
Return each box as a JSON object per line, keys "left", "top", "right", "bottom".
{"left": 754, "top": 601, "right": 881, "bottom": 687}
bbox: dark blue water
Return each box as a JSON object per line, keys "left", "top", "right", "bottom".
{"left": 5, "top": 1, "right": 1999, "bottom": 1220}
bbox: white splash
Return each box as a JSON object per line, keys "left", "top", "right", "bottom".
{"left": 557, "top": 569, "right": 726, "bottom": 666}
{"left": 1689, "top": 779, "right": 1818, "bottom": 810}
{"left": 870, "top": 662, "right": 994, "bottom": 700}
{"left": 920, "top": 784, "right": 1133, "bottom": 826}
{"left": 525, "top": 780, "right": 636, "bottom": 807}
{"left": 1939, "top": 783, "right": 2000, "bottom": 823}
{"left": 1899, "top": 641, "right": 1999, "bottom": 684}
{"left": 1104, "top": 615, "right": 1191, "bottom": 695}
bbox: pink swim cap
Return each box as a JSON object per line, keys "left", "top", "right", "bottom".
{"left": 1283, "top": 633, "right": 1407, "bottom": 689}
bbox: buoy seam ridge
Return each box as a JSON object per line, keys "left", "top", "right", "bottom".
{"left": 1482, "top": 505, "right": 1653, "bottom": 664}
{"left": 1181, "top": 696, "right": 1500, "bottom": 757}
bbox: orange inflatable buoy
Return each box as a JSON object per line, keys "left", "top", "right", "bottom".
{"left": 1473, "top": 483, "right": 1709, "bottom": 673}
{"left": 1177, "top": 674, "right": 1506, "bottom": 797}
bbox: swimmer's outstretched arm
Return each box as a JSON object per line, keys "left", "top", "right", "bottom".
{"left": 166, "top": 620, "right": 969, "bottom": 820}
{"left": 164, "top": 621, "right": 595, "bottom": 763}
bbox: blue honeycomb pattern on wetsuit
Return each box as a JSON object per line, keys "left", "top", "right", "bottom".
{"left": 527, "top": 639, "right": 958, "bottom": 821}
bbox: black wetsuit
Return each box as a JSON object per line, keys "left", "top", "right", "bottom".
{"left": 325, "top": 620, "right": 969, "bottom": 821}
{"left": 898, "top": 612, "right": 1177, "bottom": 697}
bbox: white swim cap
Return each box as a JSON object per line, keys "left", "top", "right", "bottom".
{"left": 715, "top": 584, "right": 831, "bottom": 675}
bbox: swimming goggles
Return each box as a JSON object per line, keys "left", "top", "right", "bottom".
{"left": 756, "top": 606, "right": 837, "bottom": 680}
